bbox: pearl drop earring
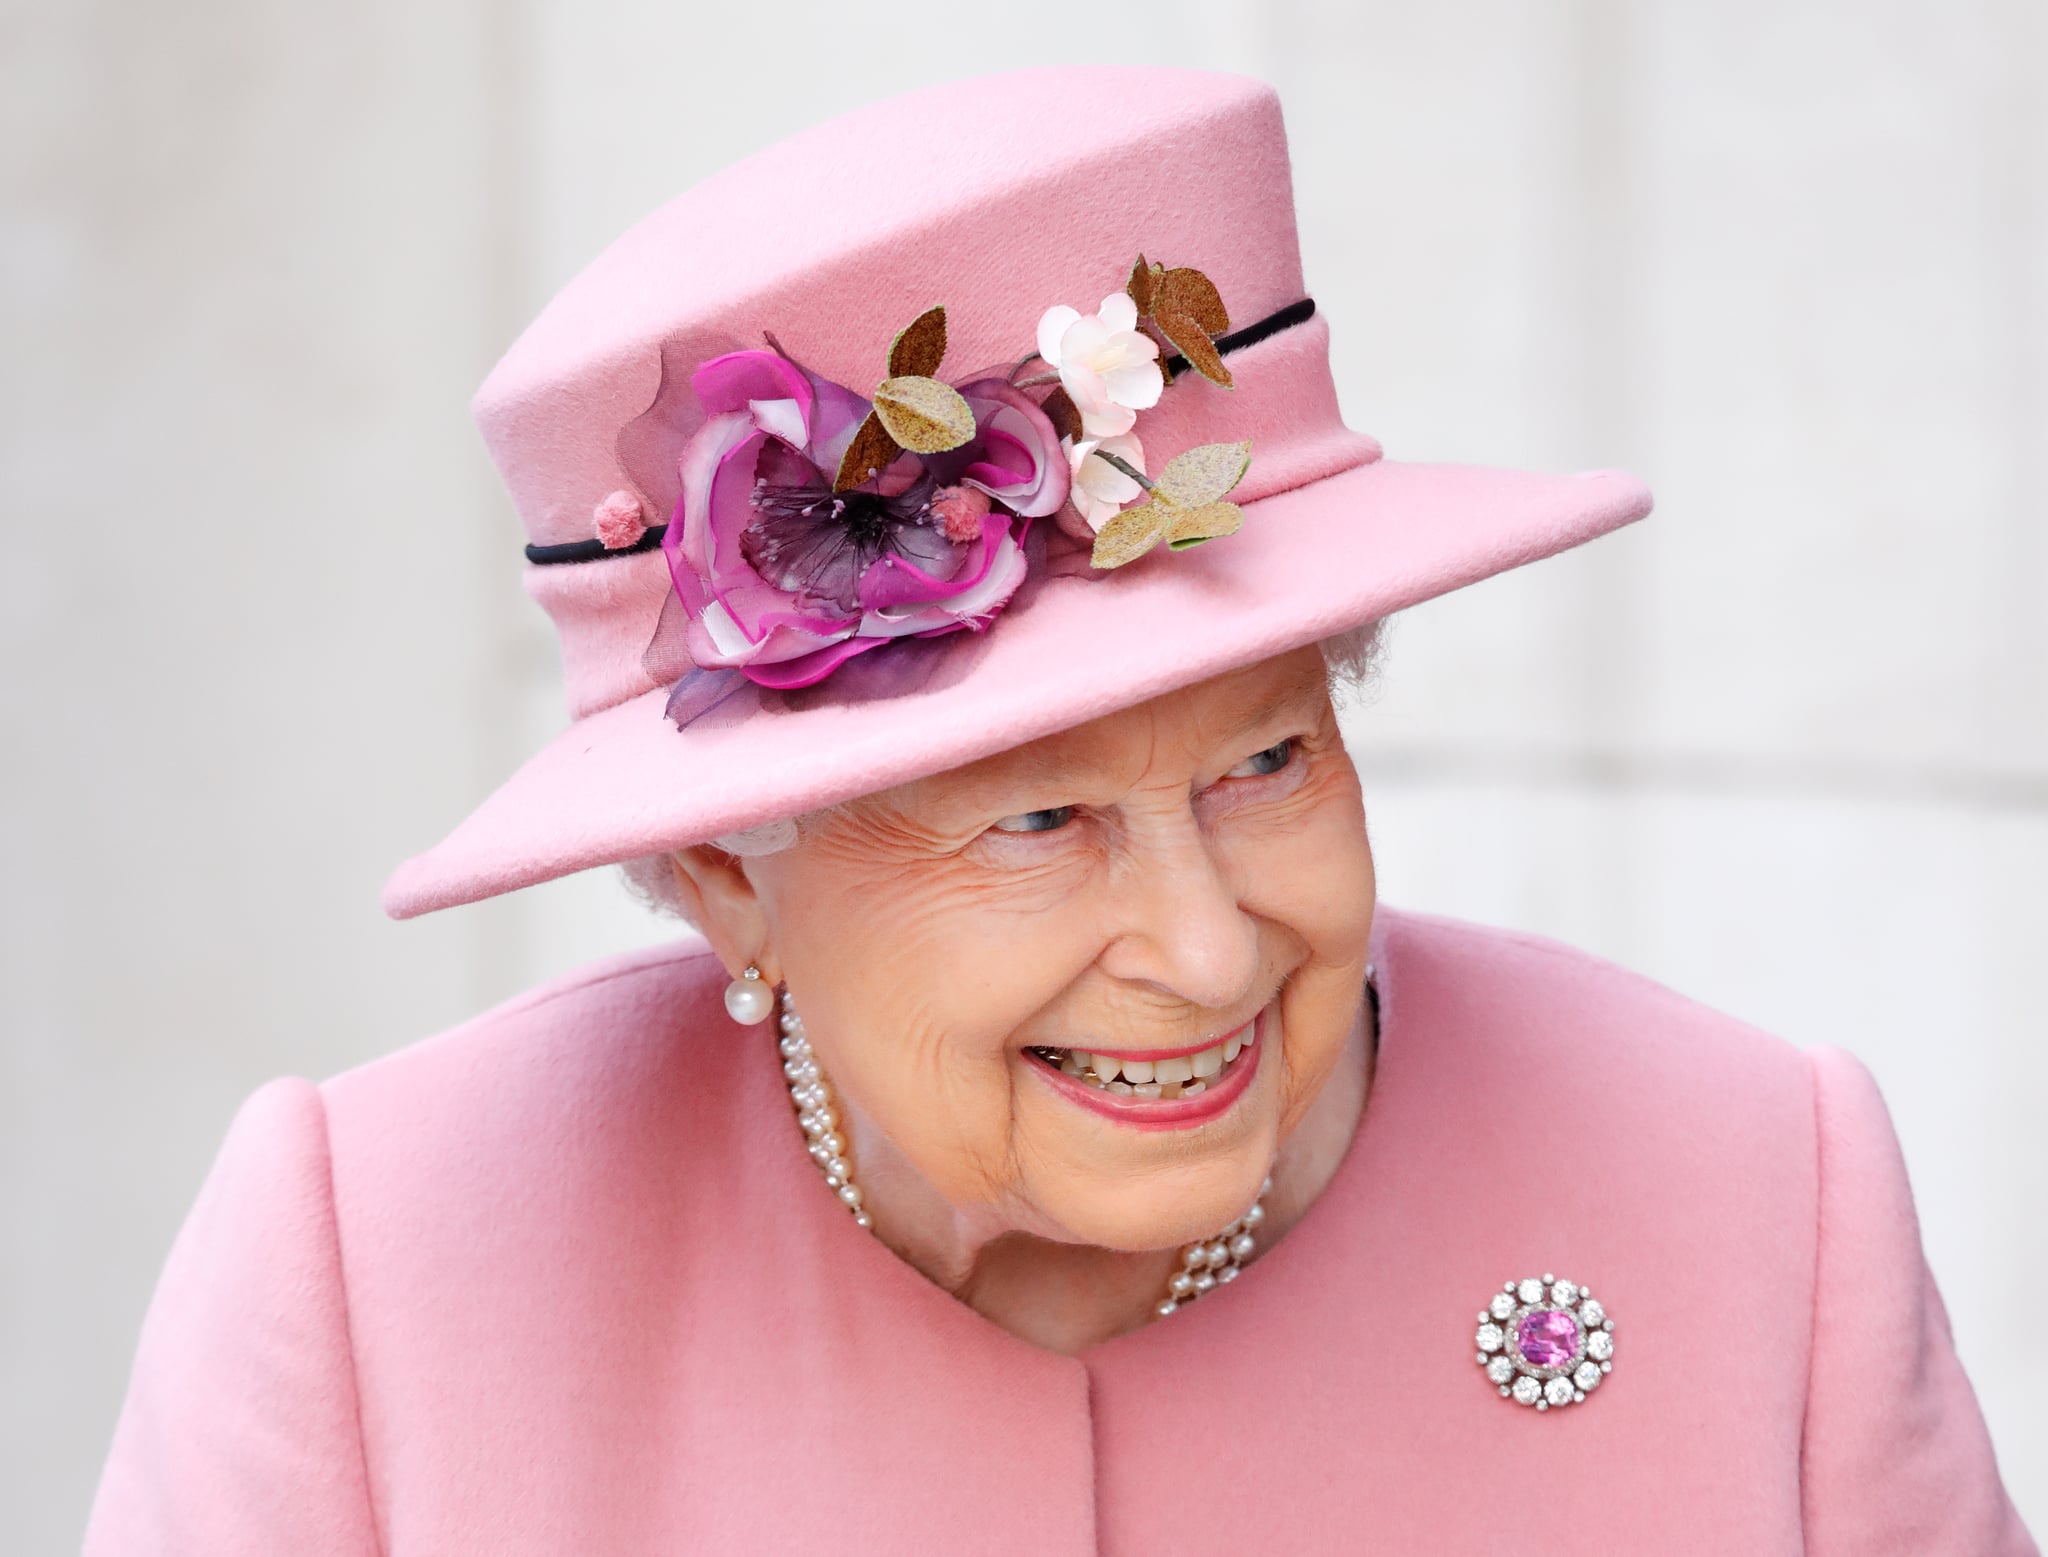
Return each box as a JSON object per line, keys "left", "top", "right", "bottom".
{"left": 724, "top": 964, "right": 774, "bottom": 1025}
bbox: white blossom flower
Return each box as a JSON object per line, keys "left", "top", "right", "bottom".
{"left": 1036, "top": 293, "right": 1164, "bottom": 437}
{"left": 1062, "top": 432, "right": 1146, "bottom": 532}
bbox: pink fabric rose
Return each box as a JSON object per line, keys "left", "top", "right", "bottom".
{"left": 653, "top": 349, "right": 1070, "bottom": 691}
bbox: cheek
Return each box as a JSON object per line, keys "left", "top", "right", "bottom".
{"left": 756, "top": 854, "right": 1101, "bottom": 1203}
{"left": 1227, "top": 760, "right": 1376, "bottom": 960}
{"left": 1225, "top": 772, "right": 1377, "bottom": 1129}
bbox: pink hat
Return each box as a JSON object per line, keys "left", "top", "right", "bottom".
{"left": 382, "top": 66, "right": 1651, "bottom": 919}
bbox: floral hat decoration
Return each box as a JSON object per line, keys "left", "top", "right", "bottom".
{"left": 382, "top": 67, "right": 1650, "bottom": 918}
{"left": 606, "top": 254, "right": 1291, "bottom": 728}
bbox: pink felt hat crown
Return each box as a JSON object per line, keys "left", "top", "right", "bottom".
{"left": 382, "top": 65, "right": 1651, "bottom": 918}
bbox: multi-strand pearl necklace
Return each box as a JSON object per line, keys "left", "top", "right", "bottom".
{"left": 775, "top": 987, "right": 1267, "bottom": 1321}
{"left": 776, "top": 987, "right": 874, "bottom": 1230}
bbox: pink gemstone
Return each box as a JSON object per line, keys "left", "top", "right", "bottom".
{"left": 1516, "top": 1309, "right": 1579, "bottom": 1368}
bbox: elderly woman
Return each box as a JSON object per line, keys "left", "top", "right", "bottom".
{"left": 88, "top": 67, "right": 2031, "bottom": 1556}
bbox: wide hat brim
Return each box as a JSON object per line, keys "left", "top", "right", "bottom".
{"left": 383, "top": 458, "right": 1650, "bottom": 918}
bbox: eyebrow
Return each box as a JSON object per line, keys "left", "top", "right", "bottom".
{"left": 1218, "top": 671, "right": 1330, "bottom": 744}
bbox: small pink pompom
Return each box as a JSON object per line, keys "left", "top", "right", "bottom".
{"left": 930, "top": 484, "right": 991, "bottom": 544}
{"left": 593, "top": 489, "right": 648, "bottom": 549}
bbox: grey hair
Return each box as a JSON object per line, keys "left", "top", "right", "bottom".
{"left": 619, "top": 619, "right": 1389, "bottom": 921}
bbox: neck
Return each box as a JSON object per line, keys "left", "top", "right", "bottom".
{"left": 837, "top": 989, "right": 1378, "bottom": 1355}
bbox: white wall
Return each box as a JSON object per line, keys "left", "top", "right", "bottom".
{"left": 5, "top": 1, "right": 2041, "bottom": 1546}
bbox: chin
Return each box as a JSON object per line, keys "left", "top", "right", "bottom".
{"left": 1040, "top": 1123, "right": 1278, "bottom": 1253}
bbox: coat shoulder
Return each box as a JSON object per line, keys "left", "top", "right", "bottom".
{"left": 315, "top": 937, "right": 749, "bottom": 1245}
{"left": 1376, "top": 905, "right": 1814, "bottom": 1127}
{"left": 323, "top": 936, "right": 730, "bottom": 1128}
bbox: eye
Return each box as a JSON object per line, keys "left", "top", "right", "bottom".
{"left": 992, "top": 806, "right": 1075, "bottom": 835}
{"left": 1227, "top": 738, "right": 1294, "bottom": 779}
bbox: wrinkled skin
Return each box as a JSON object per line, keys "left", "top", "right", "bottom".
{"left": 671, "top": 646, "right": 1378, "bottom": 1351}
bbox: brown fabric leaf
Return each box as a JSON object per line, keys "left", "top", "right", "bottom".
{"left": 1153, "top": 266, "right": 1230, "bottom": 334}
{"left": 1089, "top": 502, "right": 1169, "bottom": 569}
{"left": 888, "top": 306, "right": 948, "bottom": 379}
{"left": 834, "top": 412, "right": 901, "bottom": 492}
{"left": 1163, "top": 499, "right": 1244, "bottom": 547}
{"left": 1154, "top": 440, "right": 1253, "bottom": 508}
{"left": 1038, "top": 385, "right": 1085, "bottom": 444}
{"left": 1125, "top": 254, "right": 1154, "bottom": 315}
{"left": 1159, "top": 312, "right": 1233, "bottom": 387}
{"left": 872, "top": 375, "right": 976, "bottom": 453}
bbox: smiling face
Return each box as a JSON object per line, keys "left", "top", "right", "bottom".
{"left": 706, "top": 645, "right": 1377, "bottom": 1255}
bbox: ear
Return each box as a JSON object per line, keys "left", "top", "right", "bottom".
{"left": 667, "top": 846, "right": 777, "bottom": 983}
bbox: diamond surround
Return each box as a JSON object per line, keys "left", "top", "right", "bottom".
{"left": 1471, "top": 1273, "right": 1617, "bottom": 1412}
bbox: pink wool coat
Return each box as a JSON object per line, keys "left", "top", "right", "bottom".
{"left": 86, "top": 909, "right": 2034, "bottom": 1554}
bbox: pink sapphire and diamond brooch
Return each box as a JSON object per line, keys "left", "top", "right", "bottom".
{"left": 1474, "top": 1273, "right": 1615, "bottom": 1411}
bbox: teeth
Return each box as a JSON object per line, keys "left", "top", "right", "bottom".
{"left": 1048, "top": 1030, "right": 1250, "bottom": 1096}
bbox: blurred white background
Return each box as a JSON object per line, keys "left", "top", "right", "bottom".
{"left": 5, "top": 0, "right": 2043, "bottom": 1546}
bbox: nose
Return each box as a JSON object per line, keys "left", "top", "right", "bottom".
{"left": 1096, "top": 803, "right": 1261, "bottom": 1012}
